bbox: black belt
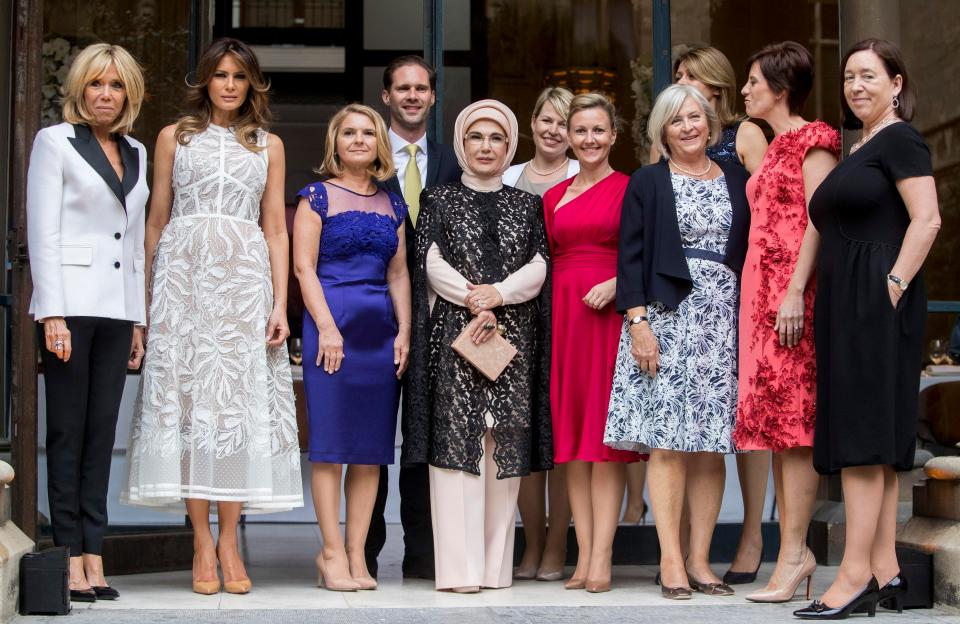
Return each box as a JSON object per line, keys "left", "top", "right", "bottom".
{"left": 683, "top": 248, "right": 725, "bottom": 263}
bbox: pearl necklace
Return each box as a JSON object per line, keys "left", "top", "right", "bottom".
{"left": 669, "top": 158, "right": 712, "bottom": 177}
{"left": 850, "top": 112, "right": 901, "bottom": 154}
{"left": 529, "top": 157, "right": 568, "bottom": 177}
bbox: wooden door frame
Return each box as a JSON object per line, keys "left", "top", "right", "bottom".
{"left": 9, "top": 0, "right": 42, "bottom": 541}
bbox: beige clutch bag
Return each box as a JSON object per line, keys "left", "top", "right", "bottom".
{"left": 451, "top": 326, "right": 518, "bottom": 381}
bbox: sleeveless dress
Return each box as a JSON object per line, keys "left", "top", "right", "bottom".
{"left": 733, "top": 121, "right": 840, "bottom": 451}
{"left": 605, "top": 173, "right": 740, "bottom": 453}
{"left": 809, "top": 123, "right": 932, "bottom": 474}
{"left": 296, "top": 182, "right": 407, "bottom": 465}
{"left": 123, "top": 125, "right": 303, "bottom": 513}
{"left": 707, "top": 121, "right": 742, "bottom": 165}
{"left": 543, "top": 172, "right": 641, "bottom": 463}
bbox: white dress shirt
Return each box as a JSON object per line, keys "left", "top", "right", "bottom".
{"left": 389, "top": 128, "right": 429, "bottom": 195}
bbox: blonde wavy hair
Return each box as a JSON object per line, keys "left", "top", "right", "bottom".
{"left": 175, "top": 38, "right": 271, "bottom": 152}
{"left": 61, "top": 43, "right": 145, "bottom": 135}
{"left": 316, "top": 104, "right": 395, "bottom": 182}
{"left": 674, "top": 47, "right": 742, "bottom": 127}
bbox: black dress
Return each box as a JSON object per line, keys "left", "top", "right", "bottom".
{"left": 809, "top": 122, "right": 933, "bottom": 475}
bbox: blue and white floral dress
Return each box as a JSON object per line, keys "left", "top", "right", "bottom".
{"left": 604, "top": 172, "right": 739, "bottom": 453}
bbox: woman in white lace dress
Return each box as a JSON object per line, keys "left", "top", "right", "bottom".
{"left": 123, "top": 38, "right": 303, "bottom": 595}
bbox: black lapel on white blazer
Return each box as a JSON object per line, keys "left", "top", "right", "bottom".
{"left": 68, "top": 123, "right": 126, "bottom": 210}
{"left": 118, "top": 136, "right": 139, "bottom": 201}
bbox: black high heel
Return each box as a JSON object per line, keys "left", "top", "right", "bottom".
{"left": 876, "top": 572, "right": 908, "bottom": 613}
{"left": 723, "top": 560, "right": 762, "bottom": 585}
{"left": 793, "top": 577, "right": 880, "bottom": 620}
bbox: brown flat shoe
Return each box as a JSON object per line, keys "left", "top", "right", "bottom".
{"left": 690, "top": 579, "right": 735, "bottom": 596}
{"left": 661, "top": 584, "right": 693, "bottom": 600}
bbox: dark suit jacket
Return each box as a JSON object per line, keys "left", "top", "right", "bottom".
{"left": 381, "top": 139, "right": 461, "bottom": 271}
{"left": 616, "top": 158, "right": 751, "bottom": 313}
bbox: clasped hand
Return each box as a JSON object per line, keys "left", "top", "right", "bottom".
{"left": 465, "top": 310, "right": 498, "bottom": 345}
{"left": 464, "top": 282, "right": 503, "bottom": 315}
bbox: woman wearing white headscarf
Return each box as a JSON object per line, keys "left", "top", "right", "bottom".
{"left": 402, "top": 100, "right": 553, "bottom": 593}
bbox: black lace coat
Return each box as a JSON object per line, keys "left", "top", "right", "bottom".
{"left": 401, "top": 182, "right": 554, "bottom": 479}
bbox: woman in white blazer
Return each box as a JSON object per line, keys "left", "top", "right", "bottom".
{"left": 503, "top": 87, "right": 578, "bottom": 582}
{"left": 27, "top": 43, "right": 148, "bottom": 603}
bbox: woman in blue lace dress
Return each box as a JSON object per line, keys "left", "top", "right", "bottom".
{"left": 293, "top": 104, "right": 411, "bottom": 592}
{"left": 648, "top": 46, "right": 770, "bottom": 585}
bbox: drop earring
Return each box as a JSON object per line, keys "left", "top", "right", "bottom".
{"left": 892, "top": 96, "right": 900, "bottom": 109}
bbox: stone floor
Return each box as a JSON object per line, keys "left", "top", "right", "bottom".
{"left": 15, "top": 524, "right": 960, "bottom": 623}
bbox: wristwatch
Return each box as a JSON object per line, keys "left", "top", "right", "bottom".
{"left": 887, "top": 274, "right": 908, "bottom": 292}
{"left": 629, "top": 315, "right": 649, "bottom": 326}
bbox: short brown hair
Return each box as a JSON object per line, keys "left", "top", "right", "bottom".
{"left": 382, "top": 55, "right": 437, "bottom": 92}
{"left": 746, "top": 41, "right": 814, "bottom": 115}
{"left": 840, "top": 38, "right": 916, "bottom": 130}
{"left": 61, "top": 43, "right": 145, "bottom": 135}
{"left": 317, "top": 104, "right": 395, "bottom": 182}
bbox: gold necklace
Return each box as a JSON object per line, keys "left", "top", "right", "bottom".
{"left": 669, "top": 158, "right": 712, "bottom": 177}
{"left": 528, "top": 157, "right": 568, "bottom": 177}
{"left": 850, "top": 112, "right": 900, "bottom": 154}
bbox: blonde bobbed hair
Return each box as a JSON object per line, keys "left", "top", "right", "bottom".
{"left": 61, "top": 43, "right": 145, "bottom": 135}
{"left": 648, "top": 84, "right": 721, "bottom": 160}
{"left": 532, "top": 87, "right": 575, "bottom": 121}
{"left": 316, "top": 104, "right": 395, "bottom": 182}
{"left": 673, "top": 46, "right": 741, "bottom": 127}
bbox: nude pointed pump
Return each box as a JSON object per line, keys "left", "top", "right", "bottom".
{"left": 223, "top": 578, "right": 252, "bottom": 594}
{"left": 745, "top": 547, "right": 816, "bottom": 603}
{"left": 192, "top": 579, "right": 221, "bottom": 595}
{"left": 316, "top": 555, "right": 360, "bottom": 592}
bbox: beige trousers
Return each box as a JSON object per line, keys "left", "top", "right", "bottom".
{"left": 429, "top": 429, "right": 521, "bottom": 590}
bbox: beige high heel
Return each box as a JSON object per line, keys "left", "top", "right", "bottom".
{"left": 223, "top": 578, "right": 252, "bottom": 594}
{"left": 192, "top": 550, "right": 220, "bottom": 595}
{"left": 192, "top": 579, "right": 221, "bottom": 595}
{"left": 351, "top": 575, "right": 377, "bottom": 590}
{"left": 316, "top": 554, "right": 360, "bottom": 592}
{"left": 745, "top": 547, "right": 816, "bottom": 603}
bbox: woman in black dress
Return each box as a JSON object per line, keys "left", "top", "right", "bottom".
{"left": 796, "top": 39, "right": 941, "bottom": 620}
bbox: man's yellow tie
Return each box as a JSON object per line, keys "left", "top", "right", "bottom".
{"left": 403, "top": 144, "right": 422, "bottom": 227}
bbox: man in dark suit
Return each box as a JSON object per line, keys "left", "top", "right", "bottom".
{"left": 365, "top": 55, "right": 461, "bottom": 579}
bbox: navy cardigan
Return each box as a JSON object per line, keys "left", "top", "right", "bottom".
{"left": 615, "top": 159, "right": 751, "bottom": 313}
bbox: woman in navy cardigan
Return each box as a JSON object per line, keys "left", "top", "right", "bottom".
{"left": 605, "top": 85, "right": 750, "bottom": 599}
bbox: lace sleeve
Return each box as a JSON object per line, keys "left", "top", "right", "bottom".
{"left": 387, "top": 190, "right": 409, "bottom": 223}
{"left": 296, "top": 182, "right": 329, "bottom": 221}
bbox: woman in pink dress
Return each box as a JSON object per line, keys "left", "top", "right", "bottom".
{"left": 543, "top": 93, "right": 642, "bottom": 593}
{"left": 733, "top": 42, "right": 839, "bottom": 602}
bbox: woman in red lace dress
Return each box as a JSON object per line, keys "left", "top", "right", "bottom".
{"left": 734, "top": 42, "right": 839, "bottom": 603}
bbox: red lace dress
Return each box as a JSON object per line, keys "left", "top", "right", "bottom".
{"left": 733, "top": 121, "right": 840, "bottom": 451}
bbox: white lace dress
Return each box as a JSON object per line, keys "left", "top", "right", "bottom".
{"left": 122, "top": 125, "right": 303, "bottom": 512}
